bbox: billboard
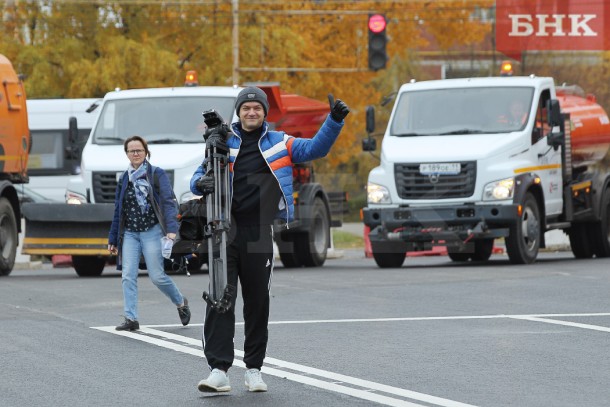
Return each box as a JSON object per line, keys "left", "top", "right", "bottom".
{"left": 496, "top": 0, "right": 610, "bottom": 60}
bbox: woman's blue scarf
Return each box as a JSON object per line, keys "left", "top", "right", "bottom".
{"left": 128, "top": 161, "right": 151, "bottom": 214}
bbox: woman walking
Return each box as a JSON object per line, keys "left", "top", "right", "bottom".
{"left": 108, "top": 135, "right": 190, "bottom": 331}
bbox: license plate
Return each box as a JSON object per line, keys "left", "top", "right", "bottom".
{"left": 419, "top": 163, "right": 461, "bottom": 175}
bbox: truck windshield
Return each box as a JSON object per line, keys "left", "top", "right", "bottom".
{"left": 92, "top": 96, "right": 235, "bottom": 144}
{"left": 391, "top": 86, "right": 534, "bottom": 136}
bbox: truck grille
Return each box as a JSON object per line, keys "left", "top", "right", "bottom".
{"left": 394, "top": 162, "right": 476, "bottom": 200}
{"left": 92, "top": 171, "right": 174, "bottom": 203}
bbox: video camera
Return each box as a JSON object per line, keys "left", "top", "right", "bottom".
{"left": 202, "top": 109, "right": 230, "bottom": 142}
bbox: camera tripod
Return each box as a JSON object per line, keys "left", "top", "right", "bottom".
{"left": 201, "top": 112, "right": 234, "bottom": 313}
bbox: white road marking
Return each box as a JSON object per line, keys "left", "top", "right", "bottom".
{"left": 142, "top": 311, "right": 610, "bottom": 328}
{"left": 146, "top": 327, "right": 476, "bottom": 407}
{"left": 92, "top": 312, "right": 610, "bottom": 406}
{"left": 265, "top": 312, "right": 610, "bottom": 325}
{"left": 510, "top": 316, "right": 610, "bottom": 333}
{"left": 92, "top": 325, "right": 477, "bottom": 407}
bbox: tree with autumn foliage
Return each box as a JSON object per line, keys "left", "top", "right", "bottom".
{"left": 0, "top": 0, "right": 494, "bottom": 203}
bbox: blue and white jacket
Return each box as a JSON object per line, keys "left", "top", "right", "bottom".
{"left": 190, "top": 115, "right": 344, "bottom": 223}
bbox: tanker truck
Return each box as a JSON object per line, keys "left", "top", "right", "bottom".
{"left": 362, "top": 74, "right": 610, "bottom": 267}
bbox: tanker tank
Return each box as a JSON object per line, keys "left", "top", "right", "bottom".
{"left": 556, "top": 85, "right": 610, "bottom": 168}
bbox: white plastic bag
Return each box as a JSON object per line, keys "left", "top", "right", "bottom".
{"left": 161, "top": 236, "right": 174, "bottom": 259}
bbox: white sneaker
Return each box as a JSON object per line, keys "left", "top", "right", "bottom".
{"left": 244, "top": 368, "right": 268, "bottom": 392}
{"left": 197, "top": 368, "right": 231, "bottom": 392}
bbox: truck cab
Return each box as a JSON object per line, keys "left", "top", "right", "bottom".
{"left": 65, "top": 87, "right": 237, "bottom": 205}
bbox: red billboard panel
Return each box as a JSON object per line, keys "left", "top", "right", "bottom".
{"left": 496, "top": 0, "right": 610, "bottom": 61}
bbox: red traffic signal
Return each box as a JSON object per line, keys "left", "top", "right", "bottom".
{"left": 368, "top": 14, "right": 388, "bottom": 71}
{"left": 368, "top": 14, "right": 387, "bottom": 33}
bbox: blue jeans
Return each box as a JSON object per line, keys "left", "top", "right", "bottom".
{"left": 121, "top": 224, "right": 184, "bottom": 321}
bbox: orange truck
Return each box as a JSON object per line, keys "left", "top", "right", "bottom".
{"left": 0, "top": 54, "right": 31, "bottom": 276}
{"left": 21, "top": 74, "right": 345, "bottom": 276}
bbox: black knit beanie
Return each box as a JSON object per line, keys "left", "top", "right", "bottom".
{"left": 235, "top": 86, "right": 269, "bottom": 117}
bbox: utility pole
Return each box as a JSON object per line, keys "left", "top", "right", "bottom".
{"left": 232, "top": 0, "right": 239, "bottom": 86}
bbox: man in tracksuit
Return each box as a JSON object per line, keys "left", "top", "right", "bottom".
{"left": 191, "top": 86, "right": 349, "bottom": 393}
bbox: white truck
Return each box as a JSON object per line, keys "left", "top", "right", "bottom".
{"left": 362, "top": 75, "right": 610, "bottom": 267}
{"left": 26, "top": 98, "right": 99, "bottom": 201}
{"left": 22, "top": 80, "right": 344, "bottom": 276}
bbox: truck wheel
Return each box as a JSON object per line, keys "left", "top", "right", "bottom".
{"left": 276, "top": 233, "right": 302, "bottom": 268}
{"left": 0, "top": 197, "right": 17, "bottom": 276}
{"left": 568, "top": 223, "right": 594, "bottom": 258}
{"left": 591, "top": 189, "right": 610, "bottom": 257}
{"left": 505, "top": 192, "right": 540, "bottom": 264}
{"left": 447, "top": 251, "right": 470, "bottom": 262}
{"left": 72, "top": 255, "right": 106, "bottom": 277}
{"left": 472, "top": 239, "right": 494, "bottom": 261}
{"left": 371, "top": 246, "right": 405, "bottom": 268}
{"left": 295, "top": 197, "right": 329, "bottom": 267}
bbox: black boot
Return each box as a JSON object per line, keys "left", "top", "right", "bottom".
{"left": 178, "top": 297, "right": 191, "bottom": 326}
{"left": 116, "top": 318, "right": 140, "bottom": 331}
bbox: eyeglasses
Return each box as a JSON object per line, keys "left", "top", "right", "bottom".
{"left": 126, "top": 149, "right": 145, "bottom": 155}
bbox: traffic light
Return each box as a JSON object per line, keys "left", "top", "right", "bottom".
{"left": 368, "top": 14, "right": 387, "bottom": 71}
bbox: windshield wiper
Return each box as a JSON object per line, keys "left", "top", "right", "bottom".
{"left": 95, "top": 137, "right": 124, "bottom": 143}
{"left": 393, "top": 133, "right": 426, "bottom": 137}
{"left": 86, "top": 101, "right": 101, "bottom": 113}
{"left": 438, "top": 129, "right": 484, "bottom": 135}
{"left": 147, "top": 138, "right": 184, "bottom": 144}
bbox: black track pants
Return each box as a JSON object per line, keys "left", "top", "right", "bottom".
{"left": 202, "top": 224, "right": 274, "bottom": 371}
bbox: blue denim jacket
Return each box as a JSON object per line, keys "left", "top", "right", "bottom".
{"left": 108, "top": 162, "right": 178, "bottom": 270}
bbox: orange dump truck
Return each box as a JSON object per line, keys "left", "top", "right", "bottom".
{"left": 0, "top": 54, "right": 30, "bottom": 276}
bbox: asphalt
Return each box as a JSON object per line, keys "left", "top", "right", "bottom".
{"left": 337, "top": 222, "right": 365, "bottom": 238}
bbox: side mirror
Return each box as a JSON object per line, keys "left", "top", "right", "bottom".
{"left": 546, "top": 99, "right": 562, "bottom": 127}
{"left": 65, "top": 117, "right": 80, "bottom": 160}
{"left": 363, "top": 105, "right": 377, "bottom": 151}
{"left": 68, "top": 117, "right": 78, "bottom": 144}
{"left": 546, "top": 99, "right": 565, "bottom": 151}
{"left": 366, "top": 105, "right": 375, "bottom": 134}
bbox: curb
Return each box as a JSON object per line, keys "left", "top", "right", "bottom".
{"left": 13, "top": 260, "right": 43, "bottom": 270}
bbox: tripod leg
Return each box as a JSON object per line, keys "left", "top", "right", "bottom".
{"left": 203, "top": 144, "right": 233, "bottom": 312}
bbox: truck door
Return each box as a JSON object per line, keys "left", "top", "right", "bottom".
{"left": 532, "top": 89, "right": 563, "bottom": 216}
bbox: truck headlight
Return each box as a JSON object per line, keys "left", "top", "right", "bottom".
{"left": 483, "top": 178, "right": 515, "bottom": 201}
{"left": 367, "top": 183, "right": 391, "bottom": 204}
